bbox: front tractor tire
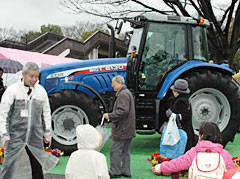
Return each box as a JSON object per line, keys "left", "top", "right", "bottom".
{"left": 184, "top": 70, "right": 240, "bottom": 146}
{"left": 49, "top": 90, "right": 101, "bottom": 155}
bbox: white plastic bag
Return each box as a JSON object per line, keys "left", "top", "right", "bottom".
{"left": 95, "top": 117, "right": 111, "bottom": 151}
{"left": 161, "top": 113, "right": 180, "bottom": 146}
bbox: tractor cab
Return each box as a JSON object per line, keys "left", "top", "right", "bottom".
{"left": 125, "top": 13, "right": 210, "bottom": 132}
{"left": 126, "top": 14, "right": 209, "bottom": 92}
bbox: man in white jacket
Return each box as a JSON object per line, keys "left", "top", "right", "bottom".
{"left": 65, "top": 124, "right": 110, "bottom": 179}
{"left": 0, "top": 62, "right": 58, "bottom": 179}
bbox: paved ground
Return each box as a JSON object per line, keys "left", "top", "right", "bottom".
{"left": 44, "top": 174, "right": 65, "bottom": 179}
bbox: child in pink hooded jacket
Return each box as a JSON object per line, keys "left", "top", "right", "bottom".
{"left": 152, "top": 122, "right": 235, "bottom": 174}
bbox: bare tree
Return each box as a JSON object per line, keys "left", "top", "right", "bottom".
{"left": 59, "top": 0, "right": 240, "bottom": 66}
{"left": 62, "top": 21, "right": 106, "bottom": 40}
{"left": 0, "top": 27, "right": 19, "bottom": 41}
{"left": 59, "top": 0, "right": 153, "bottom": 20}
{"left": 0, "top": 21, "right": 109, "bottom": 46}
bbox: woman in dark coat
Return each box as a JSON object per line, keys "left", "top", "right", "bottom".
{"left": 166, "top": 79, "right": 196, "bottom": 152}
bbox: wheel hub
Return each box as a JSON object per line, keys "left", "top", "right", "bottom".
{"left": 199, "top": 106, "right": 211, "bottom": 119}
{"left": 63, "top": 117, "right": 75, "bottom": 130}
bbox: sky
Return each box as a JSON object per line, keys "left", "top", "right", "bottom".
{"left": 0, "top": 0, "right": 229, "bottom": 32}
{"left": 0, "top": 0, "right": 84, "bottom": 31}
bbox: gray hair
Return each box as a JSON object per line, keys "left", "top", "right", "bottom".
{"left": 22, "top": 62, "right": 39, "bottom": 74}
{"left": 113, "top": 75, "right": 125, "bottom": 84}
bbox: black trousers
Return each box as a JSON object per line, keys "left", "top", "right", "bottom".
{"left": 25, "top": 146, "right": 44, "bottom": 179}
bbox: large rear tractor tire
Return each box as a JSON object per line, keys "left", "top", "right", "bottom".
{"left": 49, "top": 90, "right": 101, "bottom": 155}
{"left": 183, "top": 70, "right": 240, "bottom": 146}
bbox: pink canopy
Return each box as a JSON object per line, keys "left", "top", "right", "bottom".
{"left": 0, "top": 52, "right": 6, "bottom": 59}
{"left": 0, "top": 47, "right": 78, "bottom": 67}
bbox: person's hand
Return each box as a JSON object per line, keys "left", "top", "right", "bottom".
{"left": 103, "top": 113, "right": 109, "bottom": 120}
{"left": 2, "top": 136, "right": 10, "bottom": 149}
{"left": 103, "top": 113, "right": 111, "bottom": 123}
{"left": 166, "top": 108, "right": 172, "bottom": 118}
{"left": 44, "top": 133, "right": 51, "bottom": 147}
{"left": 152, "top": 164, "right": 161, "bottom": 175}
{"left": 44, "top": 138, "right": 51, "bottom": 148}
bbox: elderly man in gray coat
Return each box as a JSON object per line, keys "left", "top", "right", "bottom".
{"left": 103, "top": 75, "right": 136, "bottom": 179}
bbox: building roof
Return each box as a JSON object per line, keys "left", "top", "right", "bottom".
{"left": 0, "top": 31, "right": 128, "bottom": 59}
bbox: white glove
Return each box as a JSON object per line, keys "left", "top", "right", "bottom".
{"left": 155, "top": 164, "right": 161, "bottom": 173}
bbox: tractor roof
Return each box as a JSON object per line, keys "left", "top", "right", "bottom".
{"left": 134, "top": 13, "right": 210, "bottom": 26}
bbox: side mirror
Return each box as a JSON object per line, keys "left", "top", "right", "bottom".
{"left": 116, "top": 21, "right": 123, "bottom": 35}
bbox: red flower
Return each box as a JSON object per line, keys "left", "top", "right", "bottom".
{"left": 44, "top": 147, "right": 64, "bottom": 158}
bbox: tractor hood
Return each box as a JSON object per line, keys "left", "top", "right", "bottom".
{"left": 40, "top": 58, "right": 128, "bottom": 81}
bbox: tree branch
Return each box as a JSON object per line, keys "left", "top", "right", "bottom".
{"left": 199, "top": 0, "right": 225, "bottom": 50}
{"left": 237, "top": 40, "right": 240, "bottom": 50}
{"left": 229, "top": 1, "right": 240, "bottom": 63}
{"left": 188, "top": 0, "right": 204, "bottom": 17}
{"left": 170, "top": 0, "right": 191, "bottom": 16}
{"left": 131, "top": 0, "right": 168, "bottom": 15}
{"left": 224, "top": 0, "right": 238, "bottom": 42}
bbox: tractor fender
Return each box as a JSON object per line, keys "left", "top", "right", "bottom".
{"left": 65, "top": 81, "right": 108, "bottom": 113}
{"left": 157, "top": 60, "right": 233, "bottom": 98}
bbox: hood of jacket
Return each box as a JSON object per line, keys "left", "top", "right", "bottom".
{"left": 76, "top": 124, "right": 102, "bottom": 150}
{"left": 195, "top": 140, "right": 223, "bottom": 153}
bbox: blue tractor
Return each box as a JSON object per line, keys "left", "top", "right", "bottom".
{"left": 40, "top": 13, "right": 240, "bottom": 154}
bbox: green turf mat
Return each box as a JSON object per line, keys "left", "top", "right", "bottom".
{"left": 47, "top": 133, "right": 240, "bottom": 179}
{"left": 0, "top": 132, "right": 239, "bottom": 178}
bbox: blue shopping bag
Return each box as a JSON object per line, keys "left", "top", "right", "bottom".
{"left": 160, "top": 125, "right": 187, "bottom": 159}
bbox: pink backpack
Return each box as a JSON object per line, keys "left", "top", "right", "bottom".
{"left": 189, "top": 151, "right": 226, "bottom": 179}
{"left": 223, "top": 167, "right": 240, "bottom": 179}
